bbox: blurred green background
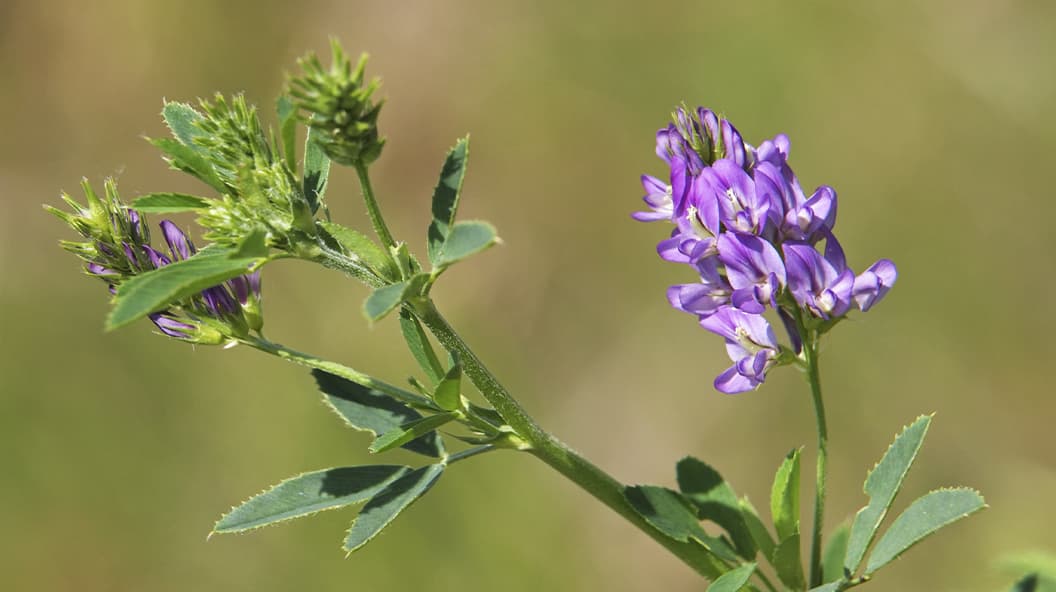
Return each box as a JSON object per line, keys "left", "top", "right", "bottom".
{"left": 2, "top": 1, "right": 1054, "bottom": 590}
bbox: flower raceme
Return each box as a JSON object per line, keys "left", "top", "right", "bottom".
{"left": 636, "top": 107, "right": 897, "bottom": 393}
{"left": 47, "top": 179, "right": 262, "bottom": 344}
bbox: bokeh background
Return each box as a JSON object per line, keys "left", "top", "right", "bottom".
{"left": 2, "top": 1, "right": 1054, "bottom": 590}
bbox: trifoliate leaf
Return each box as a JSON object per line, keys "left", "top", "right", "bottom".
{"left": 344, "top": 464, "right": 445, "bottom": 553}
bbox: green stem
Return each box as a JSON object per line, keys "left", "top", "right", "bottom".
{"left": 354, "top": 161, "right": 398, "bottom": 252}
{"left": 798, "top": 313, "right": 828, "bottom": 589}
{"left": 241, "top": 335, "right": 437, "bottom": 410}
{"left": 414, "top": 300, "right": 730, "bottom": 579}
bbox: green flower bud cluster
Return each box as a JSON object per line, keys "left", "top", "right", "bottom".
{"left": 288, "top": 39, "right": 385, "bottom": 166}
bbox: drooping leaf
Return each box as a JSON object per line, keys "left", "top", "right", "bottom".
{"left": 822, "top": 522, "right": 850, "bottom": 583}
{"left": 399, "top": 310, "right": 444, "bottom": 384}
{"left": 772, "top": 534, "right": 806, "bottom": 591}
{"left": 106, "top": 250, "right": 260, "bottom": 331}
{"left": 624, "top": 485, "right": 738, "bottom": 563}
{"left": 162, "top": 101, "right": 207, "bottom": 152}
{"left": 344, "top": 464, "right": 445, "bottom": 553}
{"left": 313, "top": 369, "right": 444, "bottom": 457}
{"left": 277, "top": 95, "right": 298, "bottom": 172}
{"left": 865, "top": 488, "right": 985, "bottom": 575}
{"left": 740, "top": 497, "right": 776, "bottom": 561}
{"left": 706, "top": 562, "right": 756, "bottom": 592}
{"left": 770, "top": 448, "right": 801, "bottom": 542}
{"left": 844, "top": 415, "right": 931, "bottom": 574}
{"left": 318, "top": 220, "right": 397, "bottom": 280}
{"left": 434, "top": 220, "right": 498, "bottom": 268}
{"left": 432, "top": 358, "right": 462, "bottom": 411}
{"left": 130, "top": 192, "right": 212, "bottom": 213}
{"left": 149, "top": 137, "right": 227, "bottom": 194}
{"left": 677, "top": 456, "right": 757, "bottom": 560}
{"left": 427, "top": 136, "right": 469, "bottom": 264}
{"left": 303, "top": 126, "right": 331, "bottom": 214}
{"left": 368, "top": 412, "right": 459, "bottom": 454}
{"left": 213, "top": 465, "right": 409, "bottom": 533}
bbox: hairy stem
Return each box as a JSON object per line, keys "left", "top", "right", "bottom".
{"left": 414, "top": 299, "right": 730, "bottom": 579}
{"left": 354, "top": 162, "right": 397, "bottom": 253}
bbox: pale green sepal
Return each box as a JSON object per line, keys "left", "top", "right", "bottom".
{"left": 434, "top": 220, "right": 498, "bottom": 268}
{"left": 706, "top": 562, "right": 756, "bottom": 592}
{"left": 277, "top": 95, "right": 297, "bottom": 172}
{"left": 130, "top": 192, "right": 212, "bottom": 213}
{"left": 740, "top": 496, "right": 776, "bottom": 561}
{"left": 844, "top": 415, "right": 931, "bottom": 574}
{"left": 344, "top": 464, "right": 445, "bottom": 553}
{"left": 398, "top": 310, "right": 444, "bottom": 384}
{"left": 772, "top": 533, "right": 806, "bottom": 591}
{"left": 107, "top": 250, "right": 260, "bottom": 331}
{"left": 313, "top": 369, "right": 445, "bottom": 458}
{"left": 624, "top": 485, "right": 738, "bottom": 563}
{"left": 368, "top": 412, "right": 459, "bottom": 454}
{"left": 427, "top": 136, "right": 469, "bottom": 265}
{"left": 770, "top": 448, "right": 802, "bottom": 542}
{"left": 677, "top": 456, "right": 757, "bottom": 560}
{"left": 807, "top": 583, "right": 842, "bottom": 592}
{"left": 822, "top": 522, "right": 851, "bottom": 583}
{"left": 149, "top": 137, "right": 227, "bottom": 194}
{"left": 318, "top": 220, "right": 397, "bottom": 280}
{"left": 162, "top": 101, "right": 207, "bottom": 152}
{"left": 865, "top": 487, "right": 985, "bottom": 575}
{"left": 212, "top": 465, "right": 409, "bottom": 534}
{"left": 303, "top": 125, "right": 331, "bottom": 214}
{"left": 433, "top": 358, "right": 462, "bottom": 411}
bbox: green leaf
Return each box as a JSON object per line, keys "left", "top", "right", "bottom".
{"left": 212, "top": 465, "right": 409, "bottom": 533}
{"left": 106, "top": 250, "right": 260, "bottom": 331}
{"left": 433, "top": 358, "right": 462, "bottom": 411}
{"left": 624, "top": 485, "right": 738, "bottom": 564}
{"left": 313, "top": 370, "right": 444, "bottom": 457}
{"left": 822, "top": 522, "right": 850, "bottom": 583}
{"left": 677, "top": 457, "right": 757, "bottom": 560}
{"left": 344, "top": 464, "right": 445, "bottom": 553}
{"left": 1009, "top": 574, "right": 1041, "bottom": 592}
{"left": 303, "top": 126, "right": 330, "bottom": 214}
{"left": 434, "top": 220, "right": 498, "bottom": 268}
{"left": 772, "top": 534, "right": 806, "bottom": 591}
{"left": 740, "top": 497, "right": 776, "bottom": 561}
{"left": 363, "top": 275, "right": 429, "bottom": 322}
{"left": 427, "top": 136, "right": 469, "bottom": 264}
{"left": 162, "top": 101, "right": 207, "bottom": 152}
{"left": 706, "top": 563, "right": 756, "bottom": 592}
{"left": 149, "top": 137, "right": 227, "bottom": 194}
{"left": 318, "top": 220, "right": 397, "bottom": 280}
{"left": 130, "top": 192, "right": 212, "bottom": 213}
{"left": 230, "top": 228, "right": 269, "bottom": 259}
{"left": 277, "top": 95, "right": 297, "bottom": 172}
{"left": 807, "top": 583, "right": 841, "bottom": 592}
{"left": 368, "top": 412, "right": 459, "bottom": 454}
{"left": 844, "top": 415, "right": 931, "bottom": 574}
{"left": 770, "top": 448, "right": 801, "bottom": 542}
{"left": 398, "top": 310, "right": 444, "bottom": 384}
{"left": 865, "top": 488, "right": 985, "bottom": 575}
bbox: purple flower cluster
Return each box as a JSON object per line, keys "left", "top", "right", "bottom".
{"left": 635, "top": 107, "right": 896, "bottom": 393}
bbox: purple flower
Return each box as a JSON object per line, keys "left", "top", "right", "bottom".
{"left": 700, "top": 307, "right": 780, "bottom": 393}
{"left": 853, "top": 259, "right": 898, "bottom": 311}
{"left": 705, "top": 159, "right": 775, "bottom": 236}
{"left": 632, "top": 175, "right": 674, "bottom": 222}
{"left": 667, "top": 257, "right": 731, "bottom": 317}
{"left": 783, "top": 241, "right": 855, "bottom": 319}
{"left": 717, "top": 232, "right": 786, "bottom": 314}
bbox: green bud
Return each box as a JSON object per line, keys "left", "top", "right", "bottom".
{"left": 288, "top": 39, "right": 385, "bottom": 166}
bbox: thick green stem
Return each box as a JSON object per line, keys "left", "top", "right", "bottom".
{"left": 354, "top": 162, "right": 398, "bottom": 252}
{"left": 801, "top": 321, "right": 828, "bottom": 588}
{"left": 414, "top": 300, "right": 729, "bottom": 579}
